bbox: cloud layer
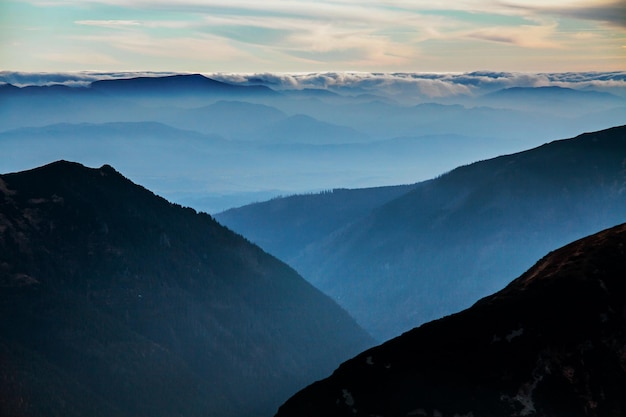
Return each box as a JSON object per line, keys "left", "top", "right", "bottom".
{"left": 2, "top": 0, "right": 624, "bottom": 72}
{"left": 209, "top": 71, "right": 626, "bottom": 97}
{"left": 2, "top": 71, "right": 625, "bottom": 100}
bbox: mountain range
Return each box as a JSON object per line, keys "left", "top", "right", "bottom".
{"left": 0, "top": 161, "right": 373, "bottom": 417}
{"left": 2, "top": 74, "right": 624, "bottom": 212}
{"left": 218, "top": 125, "right": 626, "bottom": 340}
{"left": 2, "top": 73, "right": 626, "bottom": 416}
{"left": 275, "top": 221, "right": 626, "bottom": 417}
{"left": 0, "top": 122, "right": 526, "bottom": 213}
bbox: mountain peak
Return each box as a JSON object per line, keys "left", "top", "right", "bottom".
{"left": 0, "top": 161, "right": 373, "bottom": 417}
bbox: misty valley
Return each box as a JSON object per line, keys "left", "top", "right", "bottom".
{"left": 1, "top": 72, "right": 626, "bottom": 417}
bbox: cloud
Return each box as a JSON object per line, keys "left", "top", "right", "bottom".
{"left": 40, "top": 51, "right": 121, "bottom": 66}
{"left": 0, "top": 70, "right": 179, "bottom": 87}
{"left": 75, "top": 20, "right": 141, "bottom": 28}
{"left": 207, "top": 71, "right": 626, "bottom": 98}
{"left": 2, "top": 70, "right": 625, "bottom": 101}
{"left": 504, "top": 0, "right": 626, "bottom": 28}
{"left": 465, "top": 20, "right": 559, "bottom": 48}
{"left": 13, "top": 0, "right": 625, "bottom": 72}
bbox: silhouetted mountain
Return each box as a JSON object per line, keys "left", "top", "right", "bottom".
{"left": 2, "top": 74, "right": 624, "bottom": 214}
{"left": 485, "top": 86, "right": 621, "bottom": 102}
{"left": 0, "top": 75, "right": 277, "bottom": 131}
{"left": 0, "top": 122, "right": 232, "bottom": 193}
{"left": 276, "top": 222, "right": 626, "bottom": 417}
{"left": 90, "top": 74, "right": 276, "bottom": 97}
{"left": 216, "top": 134, "right": 530, "bottom": 261}
{"left": 0, "top": 161, "right": 373, "bottom": 417}
{"left": 216, "top": 184, "right": 418, "bottom": 261}
{"left": 244, "top": 125, "right": 626, "bottom": 340}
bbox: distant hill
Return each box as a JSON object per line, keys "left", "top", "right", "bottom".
{"left": 484, "top": 85, "right": 621, "bottom": 101}
{"left": 0, "top": 75, "right": 277, "bottom": 131}
{"left": 480, "top": 86, "right": 624, "bottom": 116}
{"left": 162, "top": 100, "right": 288, "bottom": 137}
{"left": 215, "top": 134, "right": 528, "bottom": 261}
{"left": 275, "top": 222, "right": 626, "bottom": 417}
{"left": 260, "top": 114, "right": 371, "bottom": 144}
{"left": 0, "top": 161, "right": 373, "bottom": 417}
{"left": 90, "top": 73, "right": 276, "bottom": 97}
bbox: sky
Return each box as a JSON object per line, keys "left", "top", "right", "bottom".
{"left": 1, "top": 0, "right": 625, "bottom": 73}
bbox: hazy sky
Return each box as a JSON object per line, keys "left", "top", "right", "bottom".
{"left": 2, "top": 0, "right": 624, "bottom": 73}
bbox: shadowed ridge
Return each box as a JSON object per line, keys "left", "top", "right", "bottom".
{"left": 288, "top": 124, "right": 626, "bottom": 340}
{"left": 0, "top": 160, "right": 373, "bottom": 417}
{"left": 276, "top": 222, "right": 626, "bottom": 417}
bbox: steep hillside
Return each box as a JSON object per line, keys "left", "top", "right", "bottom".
{"left": 0, "top": 161, "right": 373, "bottom": 417}
{"left": 291, "top": 125, "right": 626, "bottom": 340}
{"left": 216, "top": 184, "right": 417, "bottom": 261}
{"left": 276, "top": 222, "right": 626, "bottom": 417}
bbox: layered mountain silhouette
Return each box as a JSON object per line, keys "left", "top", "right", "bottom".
{"left": 2, "top": 75, "right": 624, "bottom": 214}
{"left": 220, "top": 125, "right": 626, "bottom": 340}
{"left": 275, "top": 222, "right": 626, "bottom": 417}
{"left": 91, "top": 74, "right": 276, "bottom": 97}
{"left": 0, "top": 161, "right": 373, "bottom": 417}
{"left": 217, "top": 184, "right": 418, "bottom": 261}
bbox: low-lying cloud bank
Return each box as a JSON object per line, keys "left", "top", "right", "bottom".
{"left": 210, "top": 71, "right": 626, "bottom": 98}
{"left": 2, "top": 70, "right": 625, "bottom": 99}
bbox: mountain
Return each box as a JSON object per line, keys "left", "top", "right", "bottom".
{"left": 0, "top": 75, "right": 277, "bottom": 131}
{"left": 275, "top": 222, "right": 626, "bottom": 417}
{"left": 89, "top": 74, "right": 276, "bottom": 97}
{"left": 0, "top": 161, "right": 373, "bottom": 417}
{"left": 215, "top": 134, "right": 530, "bottom": 261}
{"left": 216, "top": 184, "right": 418, "bottom": 261}
{"left": 0, "top": 122, "right": 233, "bottom": 202}
{"left": 259, "top": 114, "right": 370, "bottom": 144}
{"left": 481, "top": 86, "right": 624, "bottom": 116}
{"left": 163, "top": 100, "right": 288, "bottom": 137}
{"left": 226, "top": 125, "right": 626, "bottom": 341}
{"left": 0, "top": 84, "right": 151, "bottom": 131}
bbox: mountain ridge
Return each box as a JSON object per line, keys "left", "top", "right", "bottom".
{"left": 275, "top": 222, "right": 626, "bottom": 417}
{"left": 218, "top": 125, "right": 626, "bottom": 340}
{"left": 0, "top": 160, "right": 374, "bottom": 417}
{"left": 90, "top": 74, "right": 277, "bottom": 96}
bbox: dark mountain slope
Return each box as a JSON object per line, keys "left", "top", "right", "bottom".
{"left": 216, "top": 184, "right": 417, "bottom": 261}
{"left": 276, "top": 222, "right": 626, "bottom": 417}
{"left": 215, "top": 134, "right": 529, "bottom": 262}
{"left": 293, "top": 125, "right": 626, "bottom": 340}
{"left": 0, "top": 161, "right": 373, "bottom": 417}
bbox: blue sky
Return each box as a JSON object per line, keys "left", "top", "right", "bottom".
{"left": 2, "top": 0, "right": 624, "bottom": 72}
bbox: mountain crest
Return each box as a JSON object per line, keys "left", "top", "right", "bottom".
{"left": 0, "top": 161, "right": 373, "bottom": 417}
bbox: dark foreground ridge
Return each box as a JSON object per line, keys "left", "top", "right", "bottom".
{"left": 276, "top": 222, "right": 626, "bottom": 417}
{"left": 0, "top": 161, "right": 373, "bottom": 417}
